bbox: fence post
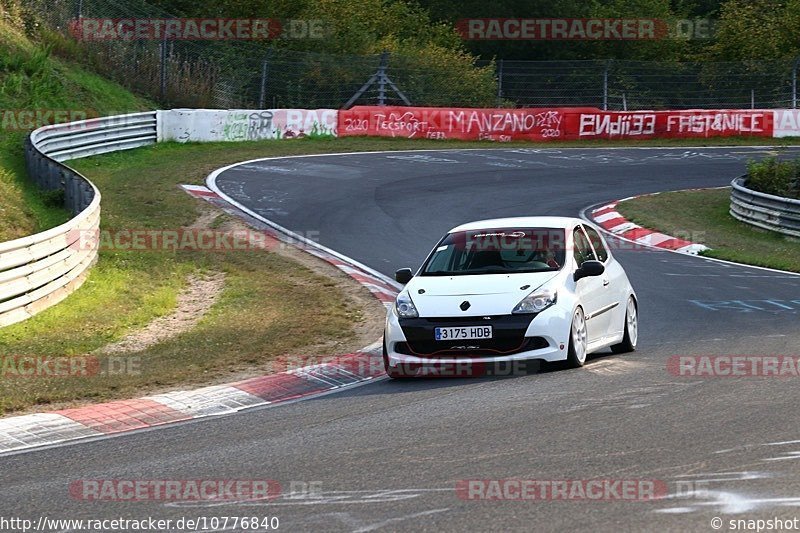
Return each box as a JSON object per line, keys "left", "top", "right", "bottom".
{"left": 751, "top": 89, "right": 755, "bottom": 109}
{"left": 377, "top": 51, "right": 389, "bottom": 106}
{"left": 793, "top": 58, "right": 798, "bottom": 109}
{"left": 81, "top": 181, "right": 92, "bottom": 212}
{"left": 159, "top": 32, "right": 168, "bottom": 103}
{"left": 259, "top": 50, "right": 272, "bottom": 109}
{"left": 75, "top": 0, "right": 83, "bottom": 19}
{"left": 496, "top": 59, "right": 504, "bottom": 107}
{"left": 603, "top": 60, "right": 610, "bottom": 111}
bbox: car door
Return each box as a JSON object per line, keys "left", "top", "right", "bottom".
{"left": 572, "top": 226, "right": 607, "bottom": 344}
{"left": 572, "top": 226, "right": 609, "bottom": 344}
{"left": 583, "top": 224, "right": 626, "bottom": 339}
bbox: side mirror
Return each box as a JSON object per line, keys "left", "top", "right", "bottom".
{"left": 573, "top": 260, "right": 605, "bottom": 282}
{"left": 395, "top": 268, "right": 414, "bottom": 284}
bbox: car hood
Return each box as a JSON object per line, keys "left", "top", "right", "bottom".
{"left": 405, "top": 272, "right": 560, "bottom": 317}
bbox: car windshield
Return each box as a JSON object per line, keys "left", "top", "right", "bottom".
{"left": 421, "top": 227, "right": 566, "bottom": 276}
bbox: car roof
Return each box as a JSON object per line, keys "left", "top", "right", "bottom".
{"left": 449, "top": 216, "right": 584, "bottom": 233}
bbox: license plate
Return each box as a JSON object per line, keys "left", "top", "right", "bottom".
{"left": 435, "top": 326, "right": 493, "bottom": 341}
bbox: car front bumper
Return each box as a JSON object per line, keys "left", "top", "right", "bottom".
{"left": 384, "top": 306, "right": 571, "bottom": 371}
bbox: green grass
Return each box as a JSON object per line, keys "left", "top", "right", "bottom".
{"left": 0, "top": 138, "right": 400, "bottom": 414}
{"left": 616, "top": 188, "right": 800, "bottom": 273}
{"left": 0, "top": 15, "right": 151, "bottom": 241}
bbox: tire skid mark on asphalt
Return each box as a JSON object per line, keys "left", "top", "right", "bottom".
{"left": 164, "top": 488, "right": 453, "bottom": 509}
{"left": 583, "top": 358, "right": 646, "bottom": 375}
{"left": 653, "top": 451, "right": 800, "bottom": 514}
{"left": 352, "top": 508, "right": 450, "bottom": 533}
{"left": 559, "top": 382, "right": 693, "bottom": 412}
{"left": 674, "top": 472, "right": 772, "bottom": 483}
{"left": 650, "top": 333, "right": 790, "bottom": 346}
{"left": 760, "top": 440, "right": 800, "bottom": 463}
{"left": 656, "top": 491, "right": 800, "bottom": 514}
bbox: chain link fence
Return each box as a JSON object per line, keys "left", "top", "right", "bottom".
{"left": 20, "top": 0, "right": 800, "bottom": 110}
{"left": 22, "top": 0, "right": 498, "bottom": 108}
{"left": 486, "top": 59, "right": 799, "bottom": 110}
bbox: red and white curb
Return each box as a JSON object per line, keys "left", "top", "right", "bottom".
{"left": 591, "top": 197, "right": 709, "bottom": 255}
{"left": 0, "top": 184, "right": 399, "bottom": 456}
{"left": 0, "top": 345, "right": 386, "bottom": 455}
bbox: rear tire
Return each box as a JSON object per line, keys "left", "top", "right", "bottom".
{"left": 610, "top": 297, "right": 638, "bottom": 354}
{"left": 565, "top": 307, "right": 588, "bottom": 368}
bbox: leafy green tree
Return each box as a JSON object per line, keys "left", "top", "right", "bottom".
{"left": 709, "top": 0, "right": 800, "bottom": 60}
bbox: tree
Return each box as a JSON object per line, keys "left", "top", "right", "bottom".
{"left": 709, "top": 0, "right": 800, "bottom": 60}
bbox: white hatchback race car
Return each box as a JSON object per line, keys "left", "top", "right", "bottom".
{"left": 383, "top": 217, "right": 638, "bottom": 378}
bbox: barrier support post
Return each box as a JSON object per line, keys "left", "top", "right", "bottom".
{"left": 377, "top": 51, "right": 389, "bottom": 105}
{"left": 258, "top": 48, "right": 273, "bottom": 109}
{"left": 496, "top": 59, "right": 504, "bottom": 107}
{"left": 344, "top": 51, "right": 409, "bottom": 108}
{"left": 159, "top": 32, "right": 168, "bottom": 103}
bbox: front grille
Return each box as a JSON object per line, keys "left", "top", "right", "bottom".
{"left": 395, "top": 337, "right": 549, "bottom": 358}
{"left": 397, "top": 314, "right": 545, "bottom": 357}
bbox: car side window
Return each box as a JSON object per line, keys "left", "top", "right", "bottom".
{"left": 572, "top": 227, "right": 596, "bottom": 267}
{"left": 583, "top": 225, "right": 609, "bottom": 263}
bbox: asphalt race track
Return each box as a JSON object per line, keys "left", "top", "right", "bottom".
{"left": 5, "top": 147, "right": 800, "bottom": 532}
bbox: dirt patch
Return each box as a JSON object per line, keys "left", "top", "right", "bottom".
{"left": 96, "top": 271, "right": 226, "bottom": 355}
{"left": 96, "top": 203, "right": 385, "bottom": 360}
{"left": 211, "top": 208, "right": 386, "bottom": 356}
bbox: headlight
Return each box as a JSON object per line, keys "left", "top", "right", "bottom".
{"left": 512, "top": 289, "right": 557, "bottom": 314}
{"left": 395, "top": 291, "right": 419, "bottom": 318}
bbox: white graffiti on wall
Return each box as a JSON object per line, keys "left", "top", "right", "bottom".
{"left": 665, "top": 113, "right": 766, "bottom": 134}
{"left": 221, "top": 111, "right": 273, "bottom": 141}
{"left": 774, "top": 109, "right": 800, "bottom": 138}
{"left": 159, "top": 109, "right": 337, "bottom": 143}
{"left": 373, "top": 112, "right": 431, "bottom": 137}
{"left": 578, "top": 111, "right": 766, "bottom": 137}
{"left": 448, "top": 110, "right": 563, "bottom": 136}
{"left": 579, "top": 114, "right": 657, "bottom": 137}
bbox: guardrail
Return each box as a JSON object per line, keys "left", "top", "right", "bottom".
{"left": 0, "top": 112, "right": 157, "bottom": 327}
{"left": 730, "top": 176, "right": 800, "bottom": 238}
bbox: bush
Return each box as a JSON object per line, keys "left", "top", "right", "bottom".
{"left": 746, "top": 158, "right": 800, "bottom": 198}
{"left": 37, "top": 188, "right": 64, "bottom": 209}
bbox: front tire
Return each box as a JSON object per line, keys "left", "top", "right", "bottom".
{"left": 565, "top": 307, "right": 588, "bottom": 368}
{"left": 610, "top": 297, "right": 638, "bottom": 354}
